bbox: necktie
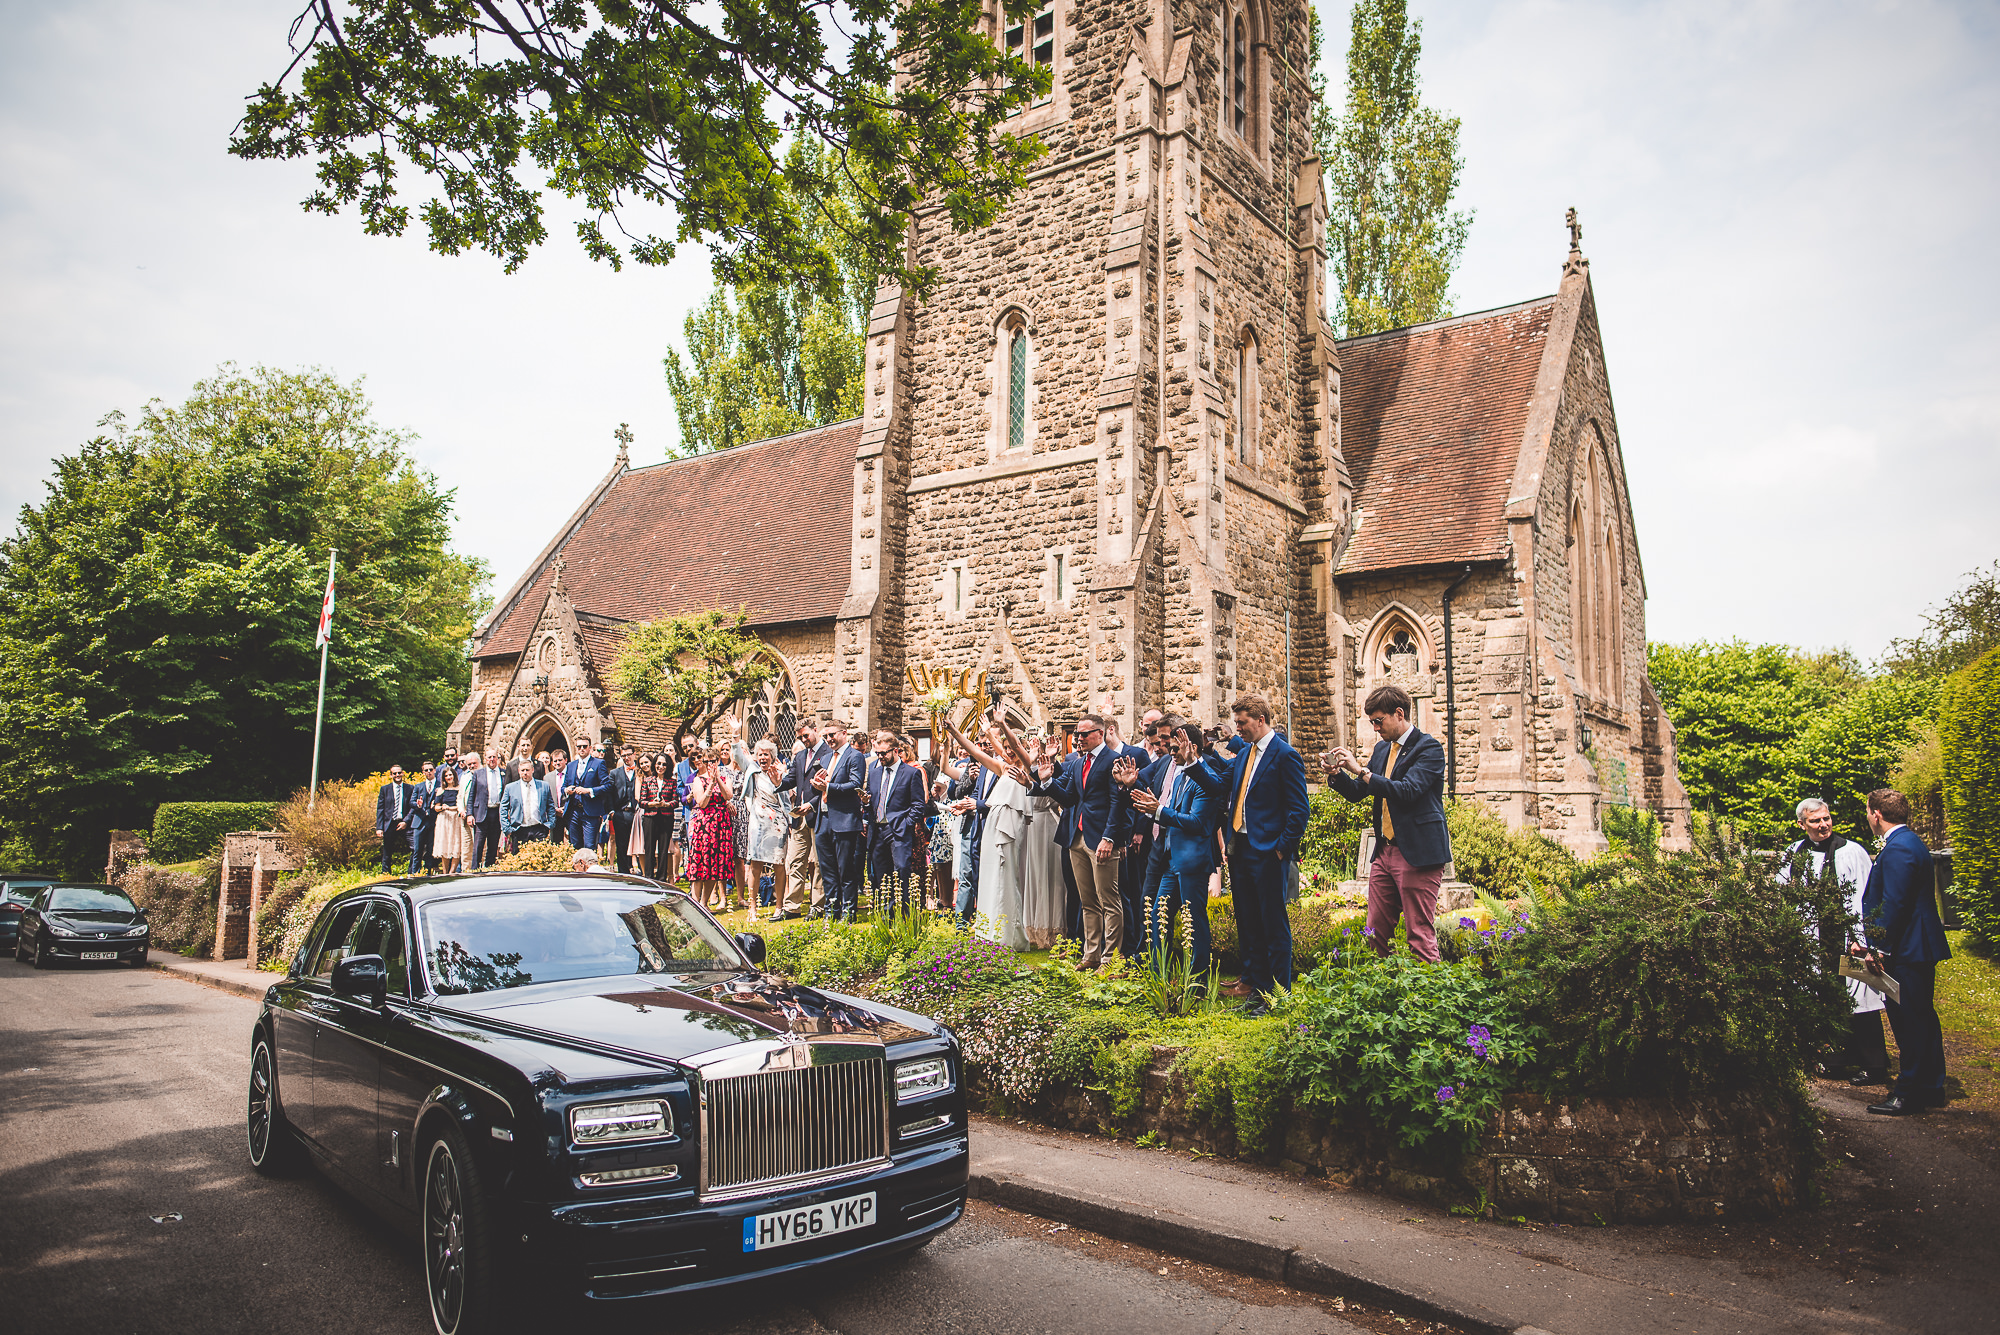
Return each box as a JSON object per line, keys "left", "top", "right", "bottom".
{"left": 395, "top": 786, "right": 403, "bottom": 819}
{"left": 1076, "top": 751, "right": 1093, "bottom": 837}
{"left": 1232, "top": 744, "right": 1257, "bottom": 832}
{"left": 1381, "top": 742, "right": 1402, "bottom": 842}
{"left": 877, "top": 764, "right": 892, "bottom": 820}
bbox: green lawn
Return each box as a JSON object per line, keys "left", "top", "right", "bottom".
{"left": 1939, "top": 930, "right": 2000, "bottom": 1042}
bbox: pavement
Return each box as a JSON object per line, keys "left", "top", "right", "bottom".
{"left": 108, "top": 952, "right": 2000, "bottom": 1333}
{"left": 146, "top": 948, "right": 276, "bottom": 1000}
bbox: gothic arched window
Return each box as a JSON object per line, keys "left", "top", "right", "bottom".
{"left": 1008, "top": 323, "right": 1029, "bottom": 451}
{"left": 1005, "top": 2, "right": 1057, "bottom": 105}
{"left": 732, "top": 653, "right": 798, "bottom": 752}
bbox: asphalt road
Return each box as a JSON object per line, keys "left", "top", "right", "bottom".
{"left": 0, "top": 960, "right": 1376, "bottom": 1335}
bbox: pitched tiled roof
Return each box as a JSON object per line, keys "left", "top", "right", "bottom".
{"left": 1335, "top": 299, "right": 1554, "bottom": 575}
{"left": 475, "top": 419, "right": 859, "bottom": 659}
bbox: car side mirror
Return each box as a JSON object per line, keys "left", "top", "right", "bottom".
{"left": 733, "top": 933, "right": 767, "bottom": 968}
{"left": 333, "top": 954, "right": 388, "bottom": 1005}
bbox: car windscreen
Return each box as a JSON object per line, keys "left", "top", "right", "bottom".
{"left": 419, "top": 889, "right": 748, "bottom": 996}
{"left": 48, "top": 885, "right": 137, "bottom": 914}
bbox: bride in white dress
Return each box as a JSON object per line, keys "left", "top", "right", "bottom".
{"left": 943, "top": 711, "right": 1033, "bottom": 951}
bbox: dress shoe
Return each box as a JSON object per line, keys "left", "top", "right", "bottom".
{"left": 769, "top": 911, "right": 791, "bottom": 922}
{"left": 1240, "top": 1000, "right": 1270, "bottom": 1018}
{"left": 1848, "top": 1070, "right": 1885, "bottom": 1087}
{"left": 1222, "top": 980, "right": 1254, "bottom": 998}
{"left": 1867, "top": 1093, "right": 1924, "bottom": 1116}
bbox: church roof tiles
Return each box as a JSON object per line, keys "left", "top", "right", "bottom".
{"left": 1335, "top": 297, "right": 1554, "bottom": 575}
{"left": 474, "top": 418, "right": 859, "bottom": 660}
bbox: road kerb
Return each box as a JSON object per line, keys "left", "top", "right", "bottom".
{"left": 148, "top": 955, "right": 270, "bottom": 1001}
{"left": 969, "top": 1168, "right": 1532, "bottom": 1335}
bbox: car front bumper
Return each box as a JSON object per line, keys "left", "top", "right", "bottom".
{"left": 38, "top": 936, "right": 147, "bottom": 962}
{"left": 525, "top": 1132, "right": 970, "bottom": 1301}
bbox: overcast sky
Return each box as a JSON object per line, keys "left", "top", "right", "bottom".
{"left": 2, "top": 0, "right": 1995, "bottom": 663}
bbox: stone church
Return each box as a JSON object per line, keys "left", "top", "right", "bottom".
{"left": 449, "top": 0, "right": 1690, "bottom": 852}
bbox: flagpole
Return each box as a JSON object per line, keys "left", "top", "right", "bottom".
{"left": 307, "top": 548, "right": 335, "bottom": 812}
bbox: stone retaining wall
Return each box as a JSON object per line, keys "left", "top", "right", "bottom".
{"left": 985, "top": 1052, "right": 1802, "bottom": 1224}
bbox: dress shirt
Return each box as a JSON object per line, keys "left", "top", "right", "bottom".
{"left": 1153, "top": 758, "right": 1180, "bottom": 842}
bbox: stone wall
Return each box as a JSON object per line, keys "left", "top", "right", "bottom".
{"left": 990, "top": 1056, "right": 1803, "bottom": 1224}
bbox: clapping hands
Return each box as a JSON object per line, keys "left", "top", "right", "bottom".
{"left": 1111, "top": 756, "right": 1139, "bottom": 786}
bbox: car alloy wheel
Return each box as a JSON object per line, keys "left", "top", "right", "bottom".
{"left": 247, "top": 1039, "right": 302, "bottom": 1175}
{"left": 32, "top": 936, "right": 49, "bottom": 969}
{"left": 422, "top": 1125, "right": 504, "bottom": 1335}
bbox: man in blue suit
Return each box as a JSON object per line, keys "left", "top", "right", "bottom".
{"left": 1328, "top": 684, "right": 1452, "bottom": 963}
{"left": 1856, "top": 788, "right": 1952, "bottom": 1115}
{"left": 1218, "top": 693, "right": 1310, "bottom": 1011}
{"left": 1030, "top": 713, "right": 1132, "bottom": 968}
{"left": 1127, "top": 721, "right": 1229, "bottom": 975}
{"left": 775, "top": 719, "right": 831, "bottom": 919}
{"left": 864, "top": 729, "right": 928, "bottom": 915}
{"left": 375, "top": 765, "right": 421, "bottom": 873}
{"left": 813, "top": 722, "right": 868, "bottom": 920}
{"left": 559, "top": 745, "right": 611, "bottom": 850}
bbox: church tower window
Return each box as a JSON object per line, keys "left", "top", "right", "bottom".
{"left": 1008, "top": 323, "right": 1029, "bottom": 451}
{"left": 1232, "top": 15, "right": 1248, "bottom": 137}
{"left": 1006, "top": 2, "right": 1057, "bottom": 104}
{"left": 1234, "top": 329, "right": 1260, "bottom": 465}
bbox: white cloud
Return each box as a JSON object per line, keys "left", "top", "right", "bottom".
{"left": 2, "top": 0, "right": 1995, "bottom": 666}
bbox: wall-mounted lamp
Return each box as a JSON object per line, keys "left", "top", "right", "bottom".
{"left": 531, "top": 673, "right": 549, "bottom": 698}
{"left": 1578, "top": 719, "right": 1593, "bottom": 752}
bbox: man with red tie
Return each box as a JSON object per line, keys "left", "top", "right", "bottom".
{"left": 1029, "top": 714, "right": 1131, "bottom": 968}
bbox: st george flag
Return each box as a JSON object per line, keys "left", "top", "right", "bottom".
{"left": 314, "top": 563, "right": 336, "bottom": 648}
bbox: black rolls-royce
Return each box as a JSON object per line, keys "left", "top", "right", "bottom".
{"left": 249, "top": 874, "right": 967, "bottom": 1334}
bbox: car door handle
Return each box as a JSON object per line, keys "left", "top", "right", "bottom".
{"left": 306, "top": 1000, "right": 341, "bottom": 1016}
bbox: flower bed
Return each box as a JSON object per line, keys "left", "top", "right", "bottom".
{"left": 749, "top": 821, "right": 1841, "bottom": 1222}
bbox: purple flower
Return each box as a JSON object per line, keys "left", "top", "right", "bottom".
{"left": 1458, "top": 916, "right": 1476, "bottom": 929}
{"left": 1436, "top": 1085, "right": 1456, "bottom": 1102}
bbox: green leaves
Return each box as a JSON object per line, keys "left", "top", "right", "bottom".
{"left": 1940, "top": 648, "right": 2000, "bottom": 942}
{"left": 607, "top": 607, "right": 778, "bottom": 737}
{"left": 0, "top": 366, "right": 488, "bottom": 873}
{"left": 1323, "top": 0, "right": 1471, "bottom": 336}
{"left": 1648, "top": 640, "right": 1937, "bottom": 843}
{"left": 232, "top": 0, "right": 1052, "bottom": 295}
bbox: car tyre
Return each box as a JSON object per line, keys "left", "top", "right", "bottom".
{"left": 247, "top": 1036, "right": 306, "bottom": 1176}
{"left": 131, "top": 947, "right": 149, "bottom": 968}
{"left": 31, "top": 935, "right": 50, "bottom": 969}
{"left": 422, "top": 1120, "right": 510, "bottom": 1335}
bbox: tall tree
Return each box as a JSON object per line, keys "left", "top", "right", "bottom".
{"left": 230, "top": 0, "right": 1053, "bottom": 296}
{"left": 1323, "top": 0, "right": 1472, "bottom": 336}
{"left": 1881, "top": 561, "right": 2000, "bottom": 679}
{"left": 609, "top": 609, "right": 779, "bottom": 740}
{"left": 662, "top": 138, "right": 876, "bottom": 456}
{"left": 0, "top": 367, "right": 489, "bottom": 874}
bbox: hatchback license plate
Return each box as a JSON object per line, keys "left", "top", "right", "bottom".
{"left": 81, "top": 951, "right": 116, "bottom": 960}
{"left": 742, "top": 1191, "right": 876, "bottom": 1252}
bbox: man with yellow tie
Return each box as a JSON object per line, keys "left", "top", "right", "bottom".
{"left": 1328, "top": 684, "right": 1452, "bottom": 962}
{"left": 1218, "top": 693, "right": 1311, "bottom": 1015}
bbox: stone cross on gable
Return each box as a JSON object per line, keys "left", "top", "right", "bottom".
{"left": 613, "top": 423, "right": 633, "bottom": 467}
{"left": 1566, "top": 207, "right": 1583, "bottom": 252}
{"left": 550, "top": 557, "right": 566, "bottom": 597}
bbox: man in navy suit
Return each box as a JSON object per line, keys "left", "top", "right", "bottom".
{"left": 864, "top": 729, "right": 928, "bottom": 915}
{"left": 1328, "top": 684, "right": 1452, "bottom": 962}
{"left": 560, "top": 745, "right": 611, "bottom": 850}
{"left": 1030, "top": 713, "right": 1132, "bottom": 968}
{"left": 1104, "top": 716, "right": 1154, "bottom": 958}
{"left": 463, "top": 750, "right": 507, "bottom": 868}
{"left": 1127, "top": 721, "right": 1229, "bottom": 975}
{"left": 775, "top": 719, "right": 830, "bottom": 919}
{"left": 1218, "top": 693, "right": 1310, "bottom": 1011}
{"left": 375, "top": 765, "right": 421, "bottom": 873}
{"left": 1856, "top": 788, "right": 1952, "bottom": 1115}
{"left": 813, "top": 721, "right": 868, "bottom": 920}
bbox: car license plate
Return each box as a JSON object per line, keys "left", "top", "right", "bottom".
{"left": 81, "top": 951, "right": 116, "bottom": 960}
{"left": 741, "top": 1191, "right": 876, "bottom": 1252}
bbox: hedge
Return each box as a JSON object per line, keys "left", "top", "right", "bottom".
{"left": 151, "top": 802, "right": 279, "bottom": 863}
{"left": 1941, "top": 646, "right": 2000, "bottom": 943}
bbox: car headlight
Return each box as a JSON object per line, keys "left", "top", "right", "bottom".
{"left": 894, "top": 1057, "right": 951, "bottom": 1102}
{"left": 569, "top": 1098, "right": 674, "bottom": 1145}
{"left": 47, "top": 922, "right": 79, "bottom": 938}
{"left": 125, "top": 925, "right": 148, "bottom": 937}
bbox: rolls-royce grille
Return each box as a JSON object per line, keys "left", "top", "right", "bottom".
{"left": 702, "top": 1056, "right": 888, "bottom": 1197}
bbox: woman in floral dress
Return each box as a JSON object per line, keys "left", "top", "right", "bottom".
{"left": 685, "top": 747, "right": 737, "bottom": 911}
